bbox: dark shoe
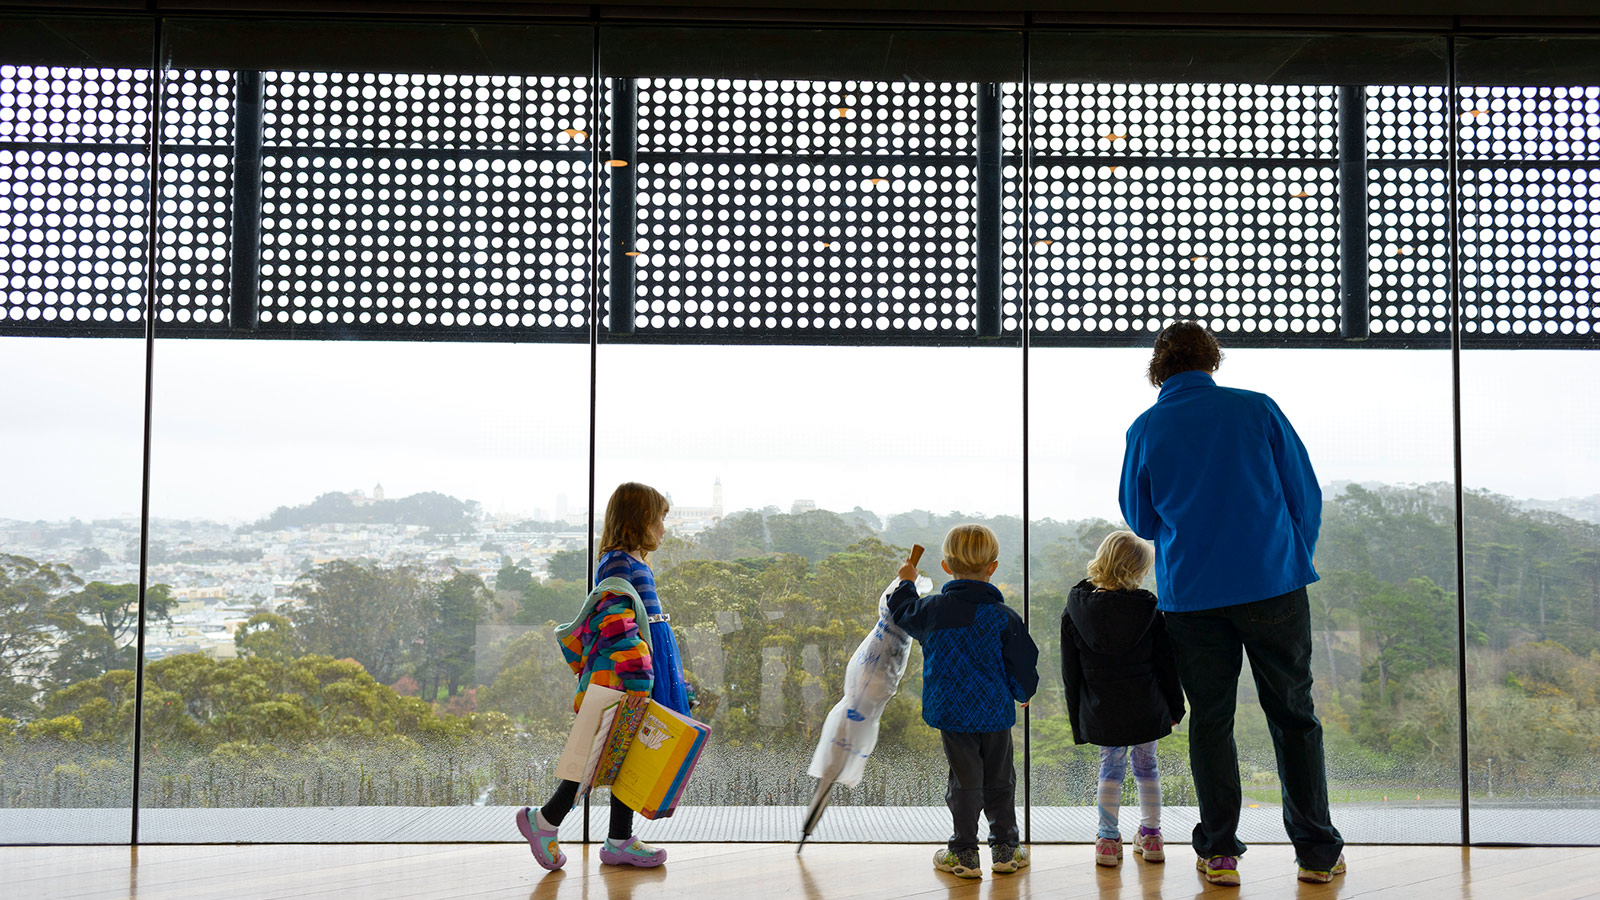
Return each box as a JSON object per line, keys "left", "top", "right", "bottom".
{"left": 991, "top": 843, "right": 1029, "bottom": 874}
{"left": 933, "top": 847, "right": 982, "bottom": 879}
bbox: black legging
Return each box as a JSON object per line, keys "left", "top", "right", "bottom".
{"left": 541, "top": 779, "right": 634, "bottom": 841}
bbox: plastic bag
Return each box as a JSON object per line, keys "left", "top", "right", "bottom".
{"left": 806, "top": 576, "right": 927, "bottom": 788}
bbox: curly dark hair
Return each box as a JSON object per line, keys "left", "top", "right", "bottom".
{"left": 1147, "top": 321, "right": 1223, "bottom": 387}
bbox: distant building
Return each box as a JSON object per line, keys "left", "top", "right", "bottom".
{"left": 666, "top": 477, "right": 725, "bottom": 534}
{"left": 791, "top": 499, "right": 817, "bottom": 515}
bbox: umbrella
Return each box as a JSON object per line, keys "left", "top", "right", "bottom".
{"left": 799, "top": 545, "right": 924, "bottom": 853}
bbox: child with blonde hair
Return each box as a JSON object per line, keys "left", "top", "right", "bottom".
{"left": 1060, "top": 531, "right": 1185, "bottom": 868}
{"left": 890, "top": 524, "right": 1039, "bottom": 879}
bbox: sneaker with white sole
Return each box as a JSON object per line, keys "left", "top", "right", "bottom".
{"left": 1197, "top": 855, "right": 1240, "bottom": 886}
{"left": 514, "top": 807, "right": 565, "bottom": 871}
{"left": 1297, "top": 853, "right": 1347, "bottom": 883}
{"left": 600, "top": 834, "right": 666, "bottom": 868}
{"left": 1132, "top": 827, "right": 1165, "bottom": 862}
{"left": 933, "top": 847, "right": 982, "bottom": 878}
{"left": 1095, "top": 836, "right": 1123, "bottom": 867}
{"left": 991, "top": 843, "right": 1029, "bottom": 874}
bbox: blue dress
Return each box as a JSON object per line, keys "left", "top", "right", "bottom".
{"left": 595, "top": 550, "right": 692, "bottom": 715}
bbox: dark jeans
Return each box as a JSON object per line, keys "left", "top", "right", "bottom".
{"left": 1164, "top": 587, "right": 1344, "bottom": 871}
{"left": 541, "top": 779, "right": 635, "bottom": 841}
{"left": 940, "top": 729, "right": 1019, "bottom": 851}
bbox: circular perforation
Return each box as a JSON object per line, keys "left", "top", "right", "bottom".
{"left": 1461, "top": 86, "right": 1600, "bottom": 161}
{"left": 1460, "top": 165, "right": 1596, "bottom": 337}
{"left": 0, "top": 146, "right": 150, "bottom": 326}
{"left": 1367, "top": 166, "right": 1450, "bottom": 337}
{"left": 150, "top": 69, "right": 593, "bottom": 335}
{"left": 1028, "top": 83, "right": 1343, "bottom": 341}
{"left": 264, "top": 72, "right": 590, "bottom": 151}
{"left": 161, "top": 69, "right": 233, "bottom": 147}
{"left": 636, "top": 78, "right": 976, "bottom": 156}
{"left": 156, "top": 70, "right": 236, "bottom": 326}
{"left": 0, "top": 64, "right": 151, "bottom": 144}
{"left": 256, "top": 154, "right": 590, "bottom": 330}
{"left": 1028, "top": 162, "right": 1340, "bottom": 337}
{"left": 1031, "top": 82, "right": 1336, "bottom": 159}
{"left": 614, "top": 79, "right": 1019, "bottom": 339}
{"left": 1369, "top": 85, "right": 1447, "bottom": 160}
{"left": 630, "top": 159, "right": 978, "bottom": 334}
{"left": 154, "top": 147, "right": 233, "bottom": 326}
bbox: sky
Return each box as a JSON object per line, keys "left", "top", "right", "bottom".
{"left": 5, "top": 336, "right": 1599, "bottom": 527}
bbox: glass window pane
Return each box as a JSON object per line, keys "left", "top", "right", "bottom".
{"left": 140, "top": 19, "right": 593, "bottom": 843}
{"left": 1459, "top": 36, "right": 1600, "bottom": 843}
{"left": 595, "top": 28, "right": 1025, "bottom": 841}
{"left": 1028, "top": 33, "right": 1460, "bottom": 846}
{"left": 0, "top": 14, "right": 154, "bottom": 845}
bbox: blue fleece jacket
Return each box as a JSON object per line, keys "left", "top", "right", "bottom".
{"left": 1119, "top": 370, "right": 1322, "bottom": 613}
{"left": 887, "top": 579, "right": 1039, "bottom": 733}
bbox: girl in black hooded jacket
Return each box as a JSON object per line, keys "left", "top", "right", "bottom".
{"left": 1061, "top": 531, "right": 1186, "bottom": 868}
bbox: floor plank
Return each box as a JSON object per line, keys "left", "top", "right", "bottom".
{"left": 6, "top": 843, "right": 1600, "bottom": 900}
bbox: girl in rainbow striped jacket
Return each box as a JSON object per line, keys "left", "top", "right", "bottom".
{"left": 515, "top": 482, "right": 691, "bottom": 871}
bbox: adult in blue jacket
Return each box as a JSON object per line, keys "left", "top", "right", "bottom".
{"left": 1119, "top": 322, "right": 1344, "bottom": 886}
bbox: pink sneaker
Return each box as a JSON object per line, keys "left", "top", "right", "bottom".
{"left": 1133, "top": 827, "right": 1165, "bottom": 862}
{"left": 600, "top": 834, "right": 667, "bottom": 868}
{"left": 1095, "top": 836, "right": 1123, "bottom": 867}
{"left": 515, "top": 807, "right": 565, "bottom": 871}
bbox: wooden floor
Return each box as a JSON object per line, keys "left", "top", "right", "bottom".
{"left": 8, "top": 842, "right": 1600, "bottom": 900}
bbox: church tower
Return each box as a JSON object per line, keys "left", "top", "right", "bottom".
{"left": 373, "top": 482, "right": 385, "bottom": 501}
{"left": 713, "top": 476, "right": 723, "bottom": 516}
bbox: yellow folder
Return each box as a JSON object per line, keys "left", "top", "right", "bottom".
{"left": 608, "top": 702, "right": 710, "bottom": 819}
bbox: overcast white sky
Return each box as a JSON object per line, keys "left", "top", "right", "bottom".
{"left": 3, "top": 337, "right": 1597, "bottom": 525}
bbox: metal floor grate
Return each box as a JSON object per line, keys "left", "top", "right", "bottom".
{"left": 4, "top": 805, "right": 1594, "bottom": 845}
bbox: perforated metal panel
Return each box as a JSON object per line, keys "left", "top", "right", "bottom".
{"left": 1366, "top": 86, "right": 1451, "bottom": 340}
{"left": 1370, "top": 85, "right": 1448, "bottom": 160}
{"left": 156, "top": 68, "right": 233, "bottom": 329}
{"left": 1028, "top": 161, "right": 1341, "bottom": 340}
{"left": 1460, "top": 86, "right": 1600, "bottom": 161}
{"left": 1032, "top": 82, "right": 1336, "bottom": 160}
{"left": 1459, "top": 87, "right": 1599, "bottom": 343}
{"left": 1028, "top": 83, "right": 1347, "bottom": 345}
{"left": 1460, "top": 165, "right": 1597, "bottom": 339}
{"left": 1366, "top": 165, "right": 1451, "bottom": 339}
{"left": 610, "top": 78, "right": 1021, "bottom": 344}
{"left": 154, "top": 70, "right": 594, "bottom": 338}
{"left": 4, "top": 32, "right": 1598, "bottom": 350}
{"left": 1, "top": 64, "right": 151, "bottom": 333}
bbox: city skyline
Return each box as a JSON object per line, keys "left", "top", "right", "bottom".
{"left": 4, "top": 338, "right": 1598, "bottom": 525}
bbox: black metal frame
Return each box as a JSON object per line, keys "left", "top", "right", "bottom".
{"left": 228, "top": 70, "right": 263, "bottom": 332}
{"left": 129, "top": 17, "right": 165, "bottom": 845}
{"left": 1446, "top": 35, "right": 1473, "bottom": 846}
{"left": 1337, "top": 84, "right": 1370, "bottom": 341}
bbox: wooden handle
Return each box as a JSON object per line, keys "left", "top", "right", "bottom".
{"left": 908, "top": 544, "right": 925, "bottom": 567}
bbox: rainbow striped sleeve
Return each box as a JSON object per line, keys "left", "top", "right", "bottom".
{"left": 559, "top": 627, "right": 588, "bottom": 675}
{"left": 592, "top": 597, "right": 654, "bottom": 695}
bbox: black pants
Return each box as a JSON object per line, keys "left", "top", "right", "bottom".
{"left": 1164, "top": 587, "right": 1344, "bottom": 871}
{"left": 940, "top": 729, "right": 1019, "bottom": 851}
{"left": 541, "top": 779, "right": 634, "bottom": 841}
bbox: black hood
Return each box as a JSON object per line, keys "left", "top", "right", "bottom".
{"left": 1064, "top": 579, "right": 1158, "bottom": 655}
